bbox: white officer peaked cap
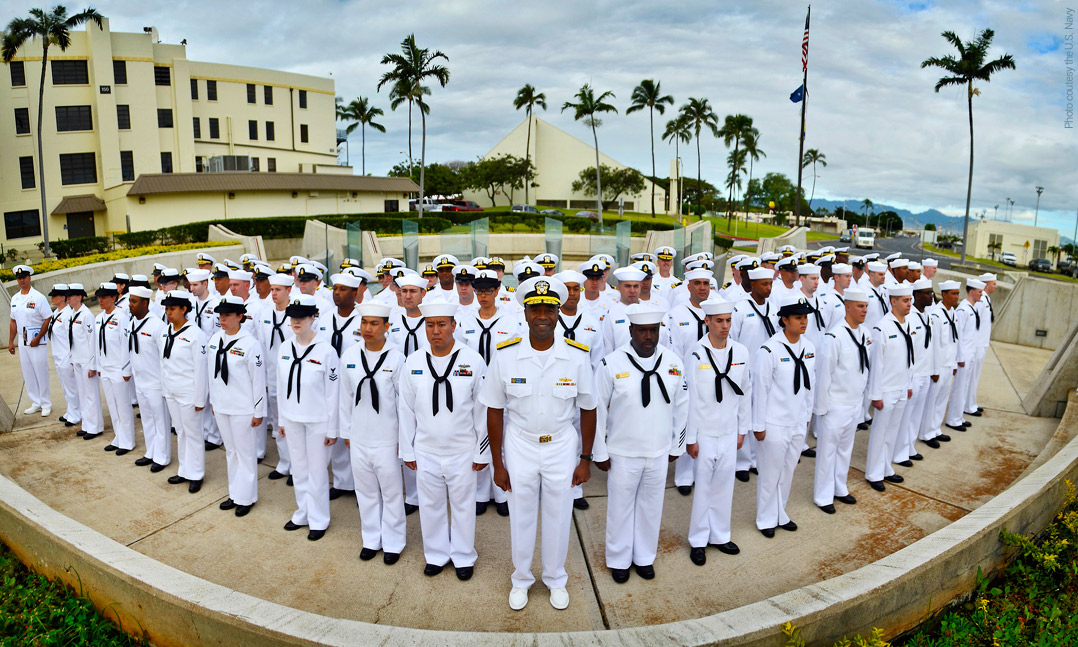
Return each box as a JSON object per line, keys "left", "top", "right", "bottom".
{"left": 866, "top": 261, "right": 888, "bottom": 273}
{"left": 330, "top": 273, "right": 361, "bottom": 288}
{"left": 453, "top": 265, "right": 478, "bottom": 280}
{"left": 978, "top": 273, "right": 997, "bottom": 282}
{"left": 683, "top": 268, "right": 713, "bottom": 282}
{"left": 434, "top": 254, "right": 459, "bottom": 269}
{"left": 195, "top": 252, "right": 216, "bottom": 264}
{"left": 595, "top": 253, "right": 615, "bottom": 265}
{"left": 625, "top": 302, "right": 666, "bottom": 325}
{"left": 515, "top": 261, "right": 544, "bottom": 279}
{"left": 128, "top": 286, "right": 154, "bottom": 299}
{"left": 889, "top": 258, "right": 910, "bottom": 269}
{"left": 907, "top": 261, "right": 922, "bottom": 271}
{"left": 553, "top": 270, "right": 586, "bottom": 286}
{"left": 517, "top": 276, "right": 568, "bottom": 306}
{"left": 240, "top": 253, "right": 259, "bottom": 263}
{"left": 537, "top": 253, "right": 560, "bottom": 267}
{"left": 938, "top": 280, "right": 961, "bottom": 291}
{"left": 295, "top": 264, "right": 323, "bottom": 280}
{"left": 357, "top": 302, "right": 394, "bottom": 318}
{"left": 98, "top": 281, "right": 119, "bottom": 291}
{"left": 186, "top": 269, "right": 211, "bottom": 282}
{"left": 344, "top": 267, "right": 372, "bottom": 283}
{"left": 268, "top": 274, "right": 294, "bottom": 287}
{"left": 798, "top": 264, "right": 821, "bottom": 276}
{"left": 228, "top": 269, "right": 253, "bottom": 282}
{"left": 587, "top": 255, "right": 611, "bottom": 269}
{"left": 153, "top": 262, "right": 167, "bottom": 271}
{"left": 835, "top": 246, "right": 850, "bottom": 253}
{"left": 815, "top": 254, "right": 836, "bottom": 265}
{"left": 831, "top": 263, "right": 853, "bottom": 275}
{"left": 817, "top": 246, "right": 836, "bottom": 254}
{"left": 884, "top": 252, "right": 902, "bottom": 262}
{"left": 379, "top": 257, "right": 405, "bottom": 269}
{"left": 863, "top": 253, "right": 880, "bottom": 261}
{"left": 923, "top": 258, "right": 939, "bottom": 267}
{"left": 395, "top": 274, "right": 428, "bottom": 289}
{"left": 655, "top": 246, "right": 677, "bottom": 260}
{"left": 700, "top": 298, "right": 734, "bottom": 315}
{"left": 889, "top": 285, "right": 914, "bottom": 297}
{"left": 760, "top": 251, "right": 783, "bottom": 263}
{"left": 632, "top": 260, "right": 657, "bottom": 275}
{"left": 748, "top": 268, "right": 773, "bottom": 280}
{"left": 912, "top": 278, "right": 933, "bottom": 291}
{"left": 418, "top": 302, "right": 458, "bottom": 318}
{"left": 50, "top": 283, "right": 69, "bottom": 292}
{"left": 131, "top": 274, "right": 149, "bottom": 282}
{"left": 843, "top": 287, "right": 869, "bottom": 302}
{"left": 776, "top": 257, "right": 798, "bottom": 271}
{"left": 686, "top": 259, "right": 715, "bottom": 271}
{"left": 218, "top": 294, "right": 246, "bottom": 307}
{"left": 737, "top": 257, "right": 761, "bottom": 270}
{"left": 613, "top": 267, "right": 647, "bottom": 282}
{"left": 967, "top": 278, "right": 986, "bottom": 290}
{"left": 727, "top": 254, "right": 748, "bottom": 267}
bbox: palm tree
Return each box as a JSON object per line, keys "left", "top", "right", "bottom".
{"left": 987, "top": 240, "right": 1002, "bottom": 260}
{"left": 742, "top": 128, "right": 765, "bottom": 216}
{"left": 626, "top": 80, "right": 674, "bottom": 219}
{"left": 388, "top": 79, "right": 430, "bottom": 177}
{"left": 678, "top": 98, "right": 719, "bottom": 218}
{"left": 1047, "top": 245, "right": 1060, "bottom": 268}
{"left": 922, "top": 29, "right": 1016, "bottom": 263}
{"left": 662, "top": 115, "right": 692, "bottom": 217}
{"left": 340, "top": 97, "right": 385, "bottom": 176}
{"left": 561, "top": 83, "right": 617, "bottom": 224}
{"left": 801, "top": 149, "right": 827, "bottom": 212}
{"left": 513, "top": 84, "right": 547, "bottom": 205}
{"left": 724, "top": 148, "right": 748, "bottom": 205}
{"left": 862, "top": 198, "right": 874, "bottom": 229}
{"left": 3, "top": 6, "right": 103, "bottom": 257}
{"left": 378, "top": 34, "right": 449, "bottom": 213}
{"left": 717, "top": 114, "right": 754, "bottom": 223}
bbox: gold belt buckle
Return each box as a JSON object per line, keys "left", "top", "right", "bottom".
{"left": 539, "top": 435, "right": 552, "bottom": 443}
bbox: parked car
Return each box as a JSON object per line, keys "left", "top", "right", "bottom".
{"left": 1029, "top": 258, "right": 1052, "bottom": 273}
{"left": 999, "top": 251, "right": 1017, "bottom": 267}
{"left": 539, "top": 209, "right": 564, "bottom": 216}
{"left": 511, "top": 204, "right": 539, "bottom": 213}
{"left": 451, "top": 200, "right": 484, "bottom": 212}
{"left": 839, "top": 232, "right": 852, "bottom": 243}
{"left": 409, "top": 197, "right": 439, "bottom": 212}
{"left": 575, "top": 210, "right": 600, "bottom": 220}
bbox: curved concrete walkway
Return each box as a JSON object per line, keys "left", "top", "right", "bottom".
{"left": 0, "top": 341, "right": 1066, "bottom": 639}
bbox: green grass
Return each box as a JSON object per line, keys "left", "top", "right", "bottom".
{"left": 704, "top": 215, "right": 840, "bottom": 242}
{"left": 0, "top": 541, "right": 144, "bottom": 646}
{"left": 925, "top": 245, "right": 1078, "bottom": 283}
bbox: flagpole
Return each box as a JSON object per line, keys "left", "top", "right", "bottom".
{"left": 794, "top": 5, "right": 810, "bottom": 227}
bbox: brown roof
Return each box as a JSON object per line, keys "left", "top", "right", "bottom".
{"left": 127, "top": 172, "right": 419, "bottom": 196}
{"left": 51, "top": 194, "right": 106, "bottom": 215}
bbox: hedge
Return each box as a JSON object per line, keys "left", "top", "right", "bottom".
{"left": 1, "top": 241, "right": 235, "bottom": 281}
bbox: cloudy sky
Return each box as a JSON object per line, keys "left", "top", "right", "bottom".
{"left": 8, "top": 0, "right": 1077, "bottom": 236}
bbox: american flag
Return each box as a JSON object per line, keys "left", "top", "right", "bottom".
{"left": 801, "top": 7, "right": 811, "bottom": 72}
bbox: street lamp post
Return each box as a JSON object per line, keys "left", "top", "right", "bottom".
{"left": 1008, "top": 198, "right": 1015, "bottom": 221}
{"left": 1035, "top": 186, "right": 1044, "bottom": 227}
{"left": 994, "top": 204, "right": 999, "bottom": 220}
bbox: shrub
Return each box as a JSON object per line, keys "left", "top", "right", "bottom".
{"left": 47, "top": 236, "right": 111, "bottom": 259}
{"left": 0, "top": 242, "right": 235, "bottom": 281}
{"left": 115, "top": 230, "right": 158, "bottom": 249}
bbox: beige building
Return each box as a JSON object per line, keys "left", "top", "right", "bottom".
{"left": 966, "top": 219, "right": 1060, "bottom": 265}
{"left": 2, "top": 19, "right": 409, "bottom": 252}
{"left": 463, "top": 115, "right": 666, "bottom": 213}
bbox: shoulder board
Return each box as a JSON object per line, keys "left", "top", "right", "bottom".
{"left": 425, "top": 286, "right": 434, "bottom": 291}
{"left": 564, "top": 338, "right": 589, "bottom": 352}
{"left": 506, "top": 286, "right": 516, "bottom": 292}
{"left": 825, "top": 332, "right": 835, "bottom": 338}
{"left": 497, "top": 337, "right": 522, "bottom": 349}
{"left": 671, "top": 280, "right": 683, "bottom": 288}
{"left": 722, "top": 281, "right": 731, "bottom": 289}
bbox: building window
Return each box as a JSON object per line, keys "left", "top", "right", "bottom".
{"left": 4, "top": 209, "right": 41, "bottom": 240}
{"left": 55, "top": 105, "right": 93, "bottom": 132}
{"left": 120, "top": 151, "right": 134, "bottom": 182}
{"left": 247, "top": 83, "right": 256, "bottom": 104}
{"left": 14, "top": 107, "right": 31, "bottom": 134}
{"left": 59, "top": 152, "right": 97, "bottom": 185}
{"left": 988, "top": 233, "right": 1003, "bottom": 256}
{"left": 113, "top": 60, "right": 127, "bottom": 84}
{"left": 195, "top": 157, "right": 205, "bottom": 173}
{"left": 251, "top": 157, "right": 260, "bottom": 172}
{"left": 10, "top": 61, "right": 26, "bottom": 87}
{"left": 190, "top": 78, "right": 198, "bottom": 100}
{"left": 300, "top": 123, "right": 308, "bottom": 143}
{"left": 267, "top": 157, "right": 276, "bottom": 172}
{"left": 384, "top": 200, "right": 399, "bottom": 213}
{"left": 19, "top": 156, "right": 35, "bottom": 189}
{"left": 154, "top": 65, "right": 170, "bottom": 86}
{"left": 157, "top": 108, "right": 173, "bottom": 128}
{"left": 1033, "top": 239, "right": 1048, "bottom": 260}
{"left": 207, "top": 79, "right": 217, "bottom": 100}
{"left": 160, "top": 152, "right": 173, "bottom": 174}
{"left": 299, "top": 90, "right": 307, "bottom": 109}
{"left": 52, "top": 60, "right": 88, "bottom": 85}
{"left": 116, "top": 104, "right": 131, "bottom": 130}
{"left": 209, "top": 117, "right": 220, "bottom": 139}
{"left": 264, "top": 85, "right": 273, "bottom": 105}
{"left": 193, "top": 117, "right": 201, "bottom": 139}
{"left": 248, "top": 119, "right": 257, "bottom": 140}
{"left": 265, "top": 121, "right": 275, "bottom": 141}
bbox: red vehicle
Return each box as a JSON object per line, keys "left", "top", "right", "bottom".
{"left": 451, "top": 200, "right": 485, "bottom": 212}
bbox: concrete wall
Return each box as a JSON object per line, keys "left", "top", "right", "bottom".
{"left": 375, "top": 233, "right": 647, "bottom": 270}
{"left": 967, "top": 220, "right": 1059, "bottom": 265}
{"left": 757, "top": 226, "right": 807, "bottom": 255}
{"left": 991, "top": 275, "right": 1078, "bottom": 350}
{"left": 1022, "top": 316, "right": 1078, "bottom": 418}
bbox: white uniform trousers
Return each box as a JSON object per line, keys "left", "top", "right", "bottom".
{"left": 101, "top": 375, "right": 136, "bottom": 450}
{"left": 476, "top": 465, "right": 508, "bottom": 504}
{"left": 864, "top": 391, "right": 907, "bottom": 482}
{"left": 73, "top": 364, "right": 103, "bottom": 434}
{"left": 55, "top": 360, "right": 81, "bottom": 423}
{"left": 894, "top": 376, "right": 930, "bottom": 463}
{"left": 919, "top": 373, "right": 954, "bottom": 441}
{"left": 605, "top": 453, "right": 667, "bottom": 569}
{"left": 946, "top": 364, "right": 974, "bottom": 426}
{"left": 18, "top": 344, "right": 51, "bottom": 409}
{"left": 265, "top": 387, "right": 291, "bottom": 475}
{"left": 402, "top": 460, "right": 419, "bottom": 506}
{"left": 166, "top": 398, "right": 205, "bottom": 481}
{"left": 812, "top": 404, "right": 860, "bottom": 506}
{"left": 414, "top": 448, "right": 478, "bottom": 568}
{"left": 330, "top": 441, "right": 355, "bottom": 491}
{"left": 674, "top": 453, "right": 695, "bottom": 487}
{"left": 965, "top": 346, "right": 987, "bottom": 413}
{"left": 282, "top": 417, "right": 331, "bottom": 531}
{"left": 735, "top": 433, "right": 758, "bottom": 472}
{"left": 504, "top": 429, "right": 576, "bottom": 590}
{"left": 349, "top": 443, "right": 407, "bottom": 553}
{"left": 755, "top": 423, "right": 805, "bottom": 530}
{"left": 216, "top": 412, "right": 259, "bottom": 506}
{"left": 126, "top": 378, "right": 138, "bottom": 406}
{"left": 203, "top": 407, "right": 223, "bottom": 445}
{"left": 688, "top": 434, "right": 737, "bottom": 547}
{"left": 135, "top": 387, "right": 170, "bottom": 465}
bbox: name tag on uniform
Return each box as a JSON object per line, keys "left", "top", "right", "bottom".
{"left": 282, "top": 355, "right": 291, "bottom": 360}
{"left": 889, "top": 334, "right": 898, "bottom": 339}
{"left": 347, "top": 363, "right": 356, "bottom": 368}
{"left": 679, "top": 321, "right": 690, "bottom": 326}
{"left": 466, "top": 329, "right": 475, "bottom": 334}
{"left": 780, "top": 357, "right": 791, "bottom": 362}
{"left": 412, "top": 369, "right": 424, "bottom": 375}
{"left": 747, "top": 313, "right": 755, "bottom": 318}
{"left": 615, "top": 371, "right": 630, "bottom": 379}
{"left": 510, "top": 377, "right": 526, "bottom": 383}
{"left": 698, "top": 364, "right": 712, "bottom": 370}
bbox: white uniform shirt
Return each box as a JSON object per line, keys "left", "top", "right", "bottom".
{"left": 68, "top": 304, "right": 97, "bottom": 368}
{"left": 751, "top": 333, "right": 818, "bottom": 431}
{"left": 556, "top": 310, "right": 605, "bottom": 369}
{"left": 685, "top": 337, "right": 752, "bottom": 443}
{"left": 651, "top": 274, "right": 680, "bottom": 293}
{"left": 427, "top": 284, "right": 459, "bottom": 304}
{"left": 578, "top": 294, "right": 611, "bottom": 322}
{"left": 275, "top": 338, "right": 340, "bottom": 430}
{"left": 259, "top": 306, "right": 294, "bottom": 357}
{"left": 339, "top": 343, "right": 405, "bottom": 447}
{"left": 928, "top": 303, "right": 959, "bottom": 373}
{"left": 976, "top": 293, "right": 994, "bottom": 348}
{"left": 159, "top": 322, "right": 209, "bottom": 407}
{"left": 731, "top": 298, "right": 779, "bottom": 364}
{"left": 454, "top": 308, "right": 522, "bottom": 365}
{"left": 803, "top": 292, "right": 833, "bottom": 351}
{"left": 866, "top": 313, "right": 914, "bottom": 400}
{"left": 594, "top": 344, "right": 689, "bottom": 461}
{"left": 207, "top": 329, "right": 267, "bottom": 417}
{"left": 9, "top": 287, "right": 50, "bottom": 347}
{"left": 954, "top": 300, "right": 981, "bottom": 365}
{"left": 46, "top": 306, "right": 72, "bottom": 362}
{"left": 316, "top": 308, "right": 362, "bottom": 357}
{"left": 813, "top": 321, "right": 871, "bottom": 415}
{"left": 909, "top": 308, "right": 934, "bottom": 379}
{"left": 95, "top": 309, "right": 131, "bottom": 378}
{"left": 192, "top": 295, "right": 219, "bottom": 338}
{"left": 864, "top": 283, "right": 890, "bottom": 329}
{"left": 665, "top": 302, "right": 709, "bottom": 362}
{"left": 600, "top": 301, "right": 636, "bottom": 354}
{"left": 128, "top": 314, "right": 166, "bottom": 392}
{"left": 388, "top": 313, "right": 429, "bottom": 357}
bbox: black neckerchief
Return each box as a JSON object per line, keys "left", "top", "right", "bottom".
{"left": 917, "top": 310, "right": 931, "bottom": 349}
{"left": 195, "top": 299, "right": 211, "bottom": 329}
{"left": 844, "top": 326, "right": 869, "bottom": 373}
{"left": 893, "top": 319, "right": 914, "bottom": 368}
{"left": 970, "top": 302, "right": 981, "bottom": 330}
{"left": 129, "top": 317, "right": 149, "bottom": 354}
{"left": 215, "top": 337, "right": 240, "bottom": 384}
{"left": 355, "top": 348, "right": 388, "bottom": 412}
{"left": 286, "top": 342, "right": 317, "bottom": 402}
{"left": 986, "top": 295, "right": 993, "bottom": 323}
{"left": 810, "top": 296, "right": 825, "bottom": 330}
{"left": 834, "top": 293, "right": 845, "bottom": 304}
{"left": 702, "top": 345, "right": 743, "bottom": 402}
{"left": 98, "top": 313, "right": 114, "bottom": 355}
{"left": 688, "top": 307, "right": 707, "bottom": 340}
{"left": 270, "top": 309, "right": 287, "bottom": 348}
{"left": 402, "top": 316, "right": 425, "bottom": 356}
{"left": 330, "top": 313, "right": 356, "bottom": 357}
{"left": 942, "top": 307, "right": 958, "bottom": 343}
{"left": 748, "top": 299, "right": 776, "bottom": 337}
{"left": 476, "top": 315, "right": 499, "bottom": 364}
{"left": 872, "top": 287, "right": 889, "bottom": 314}
{"left": 163, "top": 324, "right": 190, "bottom": 359}
{"left": 624, "top": 351, "right": 670, "bottom": 407}
{"left": 426, "top": 349, "right": 460, "bottom": 416}
{"left": 47, "top": 312, "right": 60, "bottom": 340}
{"left": 559, "top": 314, "right": 581, "bottom": 341}
{"left": 69, "top": 309, "right": 79, "bottom": 348}
{"left": 781, "top": 343, "right": 811, "bottom": 394}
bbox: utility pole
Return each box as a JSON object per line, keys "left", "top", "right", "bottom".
{"left": 1008, "top": 198, "right": 1015, "bottom": 221}
{"left": 994, "top": 204, "right": 998, "bottom": 220}
{"left": 1035, "top": 186, "right": 1044, "bottom": 227}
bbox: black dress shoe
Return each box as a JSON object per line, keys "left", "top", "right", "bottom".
{"left": 205, "top": 441, "right": 222, "bottom": 451}
{"left": 476, "top": 501, "right": 488, "bottom": 515}
{"left": 134, "top": 457, "right": 153, "bottom": 466}
{"left": 360, "top": 547, "right": 379, "bottom": 561}
{"left": 677, "top": 485, "right": 692, "bottom": 496}
{"left": 967, "top": 410, "right": 982, "bottom": 417}
{"left": 115, "top": 448, "right": 129, "bottom": 456}
{"left": 383, "top": 552, "right": 400, "bottom": 565}
{"left": 405, "top": 503, "right": 419, "bottom": 516}
{"left": 424, "top": 563, "right": 445, "bottom": 577}
{"left": 689, "top": 547, "right": 707, "bottom": 565}
{"left": 715, "top": 541, "right": 740, "bottom": 555}
{"left": 329, "top": 487, "right": 354, "bottom": 500}
{"left": 496, "top": 501, "right": 509, "bottom": 517}
{"left": 634, "top": 564, "right": 655, "bottom": 580}
{"left": 897, "top": 460, "right": 913, "bottom": 468}
{"left": 962, "top": 421, "right": 972, "bottom": 428}
{"left": 611, "top": 568, "right": 630, "bottom": 583}
{"left": 884, "top": 474, "right": 904, "bottom": 483}
{"left": 83, "top": 433, "right": 101, "bottom": 440}
{"left": 220, "top": 498, "right": 236, "bottom": 510}
{"left": 257, "top": 457, "right": 264, "bottom": 464}
{"left": 780, "top": 520, "right": 798, "bottom": 532}
{"left": 284, "top": 520, "right": 306, "bottom": 531}
{"left": 188, "top": 479, "right": 202, "bottom": 493}
{"left": 150, "top": 463, "right": 167, "bottom": 473}
{"left": 801, "top": 448, "right": 816, "bottom": 458}
{"left": 735, "top": 470, "right": 750, "bottom": 482}
{"left": 868, "top": 480, "right": 886, "bottom": 492}
{"left": 976, "top": 406, "right": 984, "bottom": 413}
{"left": 748, "top": 467, "right": 758, "bottom": 475}
{"left": 59, "top": 415, "right": 68, "bottom": 422}
{"left": 910, "top": 453, "right": 923, "bottom": 461}
{"left": 836, "top": 494, "right": 857, "bottom": 505}
{"left": 924, "top": 439, "right": 941, "bottom": 449}
{"left": 857, "top": 422, "right": 869, "bottom": 430}
{"left": 76, "top": 429, "right": 86, "bottom": 436}
{"left": 937, "top": 434, "right": 951, "bottom": 442}
{"left": 945, "top": 424, "right": 966, "bottom": 432}
{"left": 64, "top": 419, "right": 76, "bottom": 427}
{"left": 307, "top": 529, "right": 326, "bottom": 541}
{"left": 171, "top": 427, "right": 176, "bottom": 435}
{"left": 818, "top": 504, "right": 836, "bottom": 514}
{"left": 573, "top": 498, "right": 590, "bottom": 510}
{"left": 267, "top": 470, "right": 286, "bottom": 480}
{"left": 286, "top": 475, "right": 294, "bottom": 486}
{"left": 235, "top": 504, "right": 253, "bottom": 517}
{"left": 760, "top": 527, "right": 776, "bottom": 538}
{"left": 167, "top": 475, "right": 187, "bottom": 485}
{"left": 103, "top": 444, "right": 117, "bottom": 452}
{"left": 455, "top": 566, "right": 474, "bottom": 581}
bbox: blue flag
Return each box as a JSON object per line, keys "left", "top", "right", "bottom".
{"left": 790, "top": 84, "right": 804, "bottom": 103}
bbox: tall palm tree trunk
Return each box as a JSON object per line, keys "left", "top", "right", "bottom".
{"left": 524, "top": 111, "right": 532, "bottom": 204}
{"left": 407, "top": 100, "right": 414, "bottom": 176}
{"left": 744, "top": 157, "right": 754, "bottom": 217}
{"left": 809, "top": 161, "right": 817, "bottom": 210}
{"left": 361, "top": 124, "right": 366, "bottom": 175}
{"left": 696, "top": 134, "right": 702, "bottom": 221}
{"left": 592, "top": 124, "right": 603, "bottom": 225}
{"left": 726, "top": 138, "right": 739, "bottom": 224}
{"left": 36, "top": 41, "right": 52, "bottom": 256}
{"left": 961, "top": 82, "right": 974, "bottom": 264}
{"left": 648, "top": 108, "right": 656, "bottom": 219}
{"left": 419, "top": 109, "right": 427, "bottom": 218}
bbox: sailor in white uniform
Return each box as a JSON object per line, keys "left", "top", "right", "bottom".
{"left": 93, "top": 283, "right": 135, "bottom": 455}
{"left": 601, "top": 266, "right": 646, "bottom": 353}
{"left": 651, "top": 246, "right": 680, "bottom": 292}
{"left": 536, "top": 252, "right": 560, "bottom": 276}
{"left": 8, "top": 265, "right": 52, "bottom": 416}
{"left": 427, "top": 254, "right": 461, "bottom": 304}
{"left": 966, "top": 273, "right": 997, "bottom": 416}
{"left": 576, "top": 260, "right": 612, "bottom": 322}
{"left": 31, "top": 284, "right": 78, "bottom": 426}
{"left": 159, "top": 291, "right": 210, "bottom": 494}
{"left": 452, "top": 265, "right": 480, "bottom": 312}
{"left": 730, "top": 265, "right": 778, "bottom": 480}
{"left": 126, "top": 286, "right": 171, "bottom": 471}
{"left": 864, "top": 285, "right": 915, "bottom": 492}
{"left": 919, "top": 280, "right": 961, "bottom": 448}
{"left": 260, "top": 273, "right": 296, "bottom": 483}
{"left": 945, "top": 278, "right": 985, "bottom": 431}
{"left": 894, "top": 278, "right": 936, "bottom": 467}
